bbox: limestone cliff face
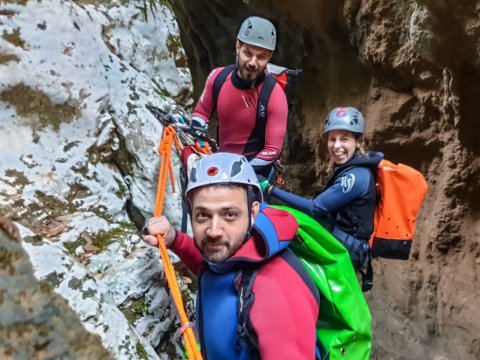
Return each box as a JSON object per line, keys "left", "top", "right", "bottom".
{"left": 0, "top": 1, "right": 192, "bottom": 358}
{"left": 171, "top": 1, "right": 480, "bottom": 359}
{"left": 0, "top": 218, "right": 112, "bottom": 359}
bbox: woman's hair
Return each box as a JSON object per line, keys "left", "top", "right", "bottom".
{"left": 354, "top": 133, "right": 366, "bottom": 155}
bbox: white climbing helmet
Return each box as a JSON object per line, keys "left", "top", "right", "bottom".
{"left": 186, "top": 152, "right": 263, "bottom": 203}
{"left": 237, "top": 16, "right": 277, "bottom": 51}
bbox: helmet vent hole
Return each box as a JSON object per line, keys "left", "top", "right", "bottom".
{"left": 190, "top": 168, "right": 197, "bottom": 182}
{"left": 230, "top": 160, "right": 242, "bottom": 177}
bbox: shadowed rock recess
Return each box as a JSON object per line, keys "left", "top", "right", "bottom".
{"left": 170, "top": 1, "right": 480, "bottom": 359}
{"left": 0, "top": 218, "right": 112, "bottom": 359}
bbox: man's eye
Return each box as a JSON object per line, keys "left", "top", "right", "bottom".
{"left": 195, "top": 212, "right": 208, "bottom": 221}
{"left": 225, "top": 212, "right": 238, "bottom": 220}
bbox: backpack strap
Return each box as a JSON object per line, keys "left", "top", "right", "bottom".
{"left": 211, "top": 64, "right": 236, "bottom": 147}
{"left": 179, "top": 164, "right": 189, "bottom": 233}
{"left": 211, "top": 64, "right": 236, "bottom": 116}
{"left": 243, "top": 74, "right": 277, "bottom": 157}
{"left": 234, "top": 249, "right": 321, "bottom": 352}
{"left": 234, "top": 267, "right": 259, "bottom": 351}
{"left": 360, "top": 252, "right": 373, "bottom": 292}
{"left": 280, "top": 248, "right": 320, "bottom": 304}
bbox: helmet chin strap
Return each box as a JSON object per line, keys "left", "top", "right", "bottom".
{"left": 243, "top": 186, "right": 254, "bottom": 243}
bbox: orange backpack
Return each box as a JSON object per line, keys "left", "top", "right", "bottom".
{"left": 369, "top": 159, "right": 428, "bottom": 259}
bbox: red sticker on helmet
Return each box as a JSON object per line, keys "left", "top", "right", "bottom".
{"left": 207, "top": 166, "right": 218, "bottom": 176}
{"left": 336, "top": 107, "right": 347, "bottom": 117}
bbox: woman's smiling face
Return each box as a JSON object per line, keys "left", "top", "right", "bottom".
{"left": 327, "top": 130, "right": 358, "bottom": 165}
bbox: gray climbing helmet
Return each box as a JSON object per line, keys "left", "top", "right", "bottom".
{"left": 324, "top": 107, "right": 365, "bottom": 134}
{"left": 237, "top": 16, "right": 276, "bottom": 51}
{"left": 186, "top": 152, "right": 263, "bottom": 203}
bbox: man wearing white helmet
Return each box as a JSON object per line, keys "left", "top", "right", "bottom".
{"left": 143, "top": 152, "right": 319, "bottom": 360}
{"left": 190, "top": 16, "right": 288, "bottom": 179}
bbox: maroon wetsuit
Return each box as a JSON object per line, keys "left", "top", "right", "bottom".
{"left": 192, "top": 66, "right": 288, "bottom": 169}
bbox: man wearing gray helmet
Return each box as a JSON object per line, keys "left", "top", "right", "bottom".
{"left": 259, "top": 107, "right": 384, "bottom": 277}
{"left": 143, "top": 152, "right": 319, "bottom": 360}
{"left": 190, "top": 16, "right": 288, "bottom": 179}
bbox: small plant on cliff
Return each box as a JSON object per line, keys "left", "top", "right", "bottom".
{"left": 136, "top": 0, "right": 173, "bottom": 22}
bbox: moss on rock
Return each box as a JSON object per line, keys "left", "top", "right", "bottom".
{"left": 0, "top": 83, "right": 79, "bottom": 132}
{"left": 2, "top": 27, "right": 25, "bottom": 48}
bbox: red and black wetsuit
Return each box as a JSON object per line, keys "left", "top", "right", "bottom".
{"left": 192, "top": 66, "right": 288, "bottom": 173}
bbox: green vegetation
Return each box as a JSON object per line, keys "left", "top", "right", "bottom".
{"left": 136, "top": 0, "right": 173, "bottom": 22}
{"left": 90, "top": 222, "right": 136, "bottom": 251}
{"left": 166, "top": 34, "right": 182, "bottom": 58}
{"left": 68, "top": 277, "right": 83, "bottom": 290}
{"left": 114, "top": 177, "right": 127, "bottom": 199}
{"left": 156, "top": 87, "right": 170, "bottom": 97}
{"left": 34, "top": 191, "right": 78, "bottom": 217}
{"left": 181, "top": 288, "right": 193, "bottom": 306}
{"left": 158, "top": 0, "right": 173, "bottom": 12}
{"left": 63, "top": 237, "right": 87, "bottom": 254}
{"left": 136, "top": 341, "right": 148, "bottom": 360}
{"left": 166, "top": 34, "right": 188, "bottom": 67}
{"left": 65, "top": 182, "right": 91, "bottom": 205}
{"left": 120, "top": 297, "right": 148, "bottom": 323}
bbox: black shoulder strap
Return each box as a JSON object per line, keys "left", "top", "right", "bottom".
{"left": 234, "top": 267, "right": 259, "bottom": 351}
{"left": 243, "top": 74, "right": 277, "bottom": 156}
{"left": 279, "top": 248, "right": 320, "bottom": 305}
{"left": 212, "top": 65, "right": 236, "bottom": 147}
{"left": 361, "top": 252, "right": 374, "bottom": 292}
{"left": 211, "top": 64, "right": 236, "bottom": 116}
{"left": 234, "top": 248, "right": 321, "bottom": 353}
{"left": 179, "top": 165, "right": 189, "bottom": 233}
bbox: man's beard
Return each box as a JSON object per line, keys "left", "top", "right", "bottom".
{"left": 200, "top": 237, "right": 232, "bottom": 263}
{"left": 239, "top": 62, "right": 261, "bottom": 86}
{"left": 242, "top": 67, "right": 257, "bottom": 82}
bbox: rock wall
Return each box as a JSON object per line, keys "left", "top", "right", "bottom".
{"left": 170, "top": 0, "right": 480, "bottom": 359}
{"left": 0, "top": 0, "right": 194, "bottom": 358}
{"left": 0, "top": 218, "right": 112, "bottom": 359}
